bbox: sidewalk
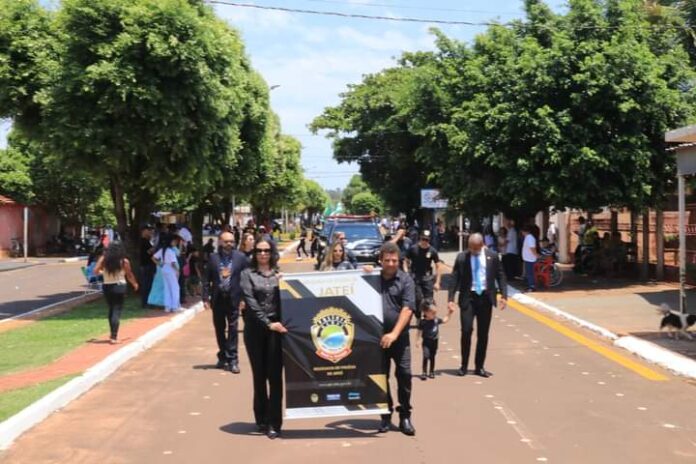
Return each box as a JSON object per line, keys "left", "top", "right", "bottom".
{"left": 439, "top": 251, "right": 696, "bottom": 376}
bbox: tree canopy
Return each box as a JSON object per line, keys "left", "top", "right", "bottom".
{"left": 312, "top": 0, "right": 696, "bottom": 218}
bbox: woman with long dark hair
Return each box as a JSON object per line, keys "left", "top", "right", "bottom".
{"left": 240, "top": 238, "right": 286, "bottom": 439}
{"left": 94, "top": 242, "right": 138, "bottom": 344}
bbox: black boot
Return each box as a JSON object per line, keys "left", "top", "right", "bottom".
{"left": 399, "top": 417, "right": 415, "bottom": 436}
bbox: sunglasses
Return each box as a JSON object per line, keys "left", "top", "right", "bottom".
{"left": 255, "top": 248, "right": 271, "bottom": 254}
{"left": 222, "top": 240, "right": 235, "bottom": 244}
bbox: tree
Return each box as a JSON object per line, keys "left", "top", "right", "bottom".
{"left": 0, "top": 0, "right": 55, "bottom": 135}
{"left": 300, "top": 179, "right": 330, "bottom": 218}
{"left": 351, "top": 191, "right": 384, "bottom": 215}
{"left": 41, "top": 0, "right": 252, "bottom": 248}
{"left": 0, "top": 146, "right": 33, "bottom": 203}
{"left": 340, "top": 175, "right": 370, "bottom": 212}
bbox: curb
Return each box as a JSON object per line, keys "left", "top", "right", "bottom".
{"left": 509, "top": 286, "right": 696, "bottom": 380}
{"left": 59, "top": 256, "right": 88, "bottom": 263}
{"left": 0, "top": 301, "right": 205, "bottom": 451}
{"left": 0, "top": 292, "right": 101, "bottom": 325}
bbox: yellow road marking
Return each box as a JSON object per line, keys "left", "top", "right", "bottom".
{"left": 506, "top": 299, "right": 668, "bottom": 382}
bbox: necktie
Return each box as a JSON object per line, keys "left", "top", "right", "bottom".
{"left": 474, "top": 255, "right": 483, "bottom": 295}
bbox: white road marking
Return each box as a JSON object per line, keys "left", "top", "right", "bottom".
{"left": 567, "top": 362, "right": 575, "bottom": 366}
{"left": 189, "top": 412, "right": 201, "bottom": 416}
{"left": 163, "top": 451, "right": 173, "bottom": 455}
{"left": 178, "top": 430, "right": 187, "bottom": 434}
{"left": 597, "top": 381, "right": 606, "bottom": 385}
{"left": 581, "top": 372, "right": 590, "bottom": 376}
{"left": 492, "top": 400, "right": 545, "bottom": 451}
{"left": 637, "top": 407, "right": 648, "bottom": 411}
{"left": 615, "top": 393, "right": 625, "bottom": 397}
{"left": 663, "top": 423, "right": 677, "bottom": 429}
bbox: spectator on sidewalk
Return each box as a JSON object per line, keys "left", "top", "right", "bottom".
{"left": 241, "top": 238, "right": 285, "bottom": 439}
{"left": 138, "top": 225, "right": 156, "bottom": 309}
{"left": 94, "top": 242, "right": 139, "bottom": 344}
{"left": 149, "top": 235, "right": 181, "bottom": 312}
{"left": 521, "top": 225, "right": 538, "bottom": 292}
{"left": 202, "top": 232, "right": 249, "bottom": 373}
{"left": 502, "top": 219, "right": 520, "bottom": 280}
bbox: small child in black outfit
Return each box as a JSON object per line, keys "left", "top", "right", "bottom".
{"left": 416, "top": 298, "right": 454, "bottom": 380}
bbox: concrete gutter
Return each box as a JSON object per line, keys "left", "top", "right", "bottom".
{"left": 509, "top": 287, "right": 696, "bottom": 380}
{"left": 0, "top": 301, "right": 205, "bottom": 450}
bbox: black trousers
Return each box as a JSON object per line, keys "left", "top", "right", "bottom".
{"left": 460, "top": 292, "right": 493, "bottom": 371}
{"left": 414, "top": 276, "right": 434, "bottom": 318}
{"left": 103, "top": 284, "right": 125, "bottom": 340}
{"left": 244, "top": 318, "right": 283, "bottom": 430}
{"left": 139, "top": 264, "right": 155, "bottom": 308}
{"left": 422, "top": 338, "right": 438, "bottom": 374}
{"left": 502, "top": 253, "right": 520, "bottom": 280}
{"left": 297, "top": 238, "right": 309, "bottom": 257}
{"left": 212, "top": 293, "right": 240, "bottom": 363}
{"left": 383, "top": 336, "right": 412, "bottom": 420}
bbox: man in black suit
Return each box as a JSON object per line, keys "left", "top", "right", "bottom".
{"left": 201, "top": 232, "right": 250, "bottom": 373}
{"left": 448, "top": 233, "right": 507, "bottom": 378}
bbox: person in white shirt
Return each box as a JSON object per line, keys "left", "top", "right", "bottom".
{"left": 521, "top": 225, "right": 538, "bottom": 292}
{"left": 502, "top": 219, "right": 520, "bottom": 280}
{"left": 547, "top": 221, "right": 557, "bottom": 246}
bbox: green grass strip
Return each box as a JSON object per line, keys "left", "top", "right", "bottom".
{"left": 0, "top": 374, "right": 79, "bottom": 422}
{"left": 0, "top": 296, "right": 143, "bottom": 376}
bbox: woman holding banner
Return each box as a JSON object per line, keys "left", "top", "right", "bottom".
{"left": 241, "top": 238, "right": 287, "bottom": 439}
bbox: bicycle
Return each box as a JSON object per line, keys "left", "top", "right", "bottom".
{"left": 10, "top": 237, "right": 23, "bottom": 258}
{"left": 534, "top": 255, "right": 563, "bottom": 288}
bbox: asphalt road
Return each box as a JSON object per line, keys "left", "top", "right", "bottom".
{"left": 2, "top": 260, "right": 695, "bottom": 463}
{"left": 0, "top": 261, "right": 88, "bottom": 320}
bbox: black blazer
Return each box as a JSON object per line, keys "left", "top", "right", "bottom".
{"left": 448, "top": 248, "right": 507, "bottom": 308}
{"left": 201, "top": 250, "right": 250, "bottom": 305}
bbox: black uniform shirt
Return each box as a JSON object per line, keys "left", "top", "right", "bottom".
{"left": 380, "top": 269, "right": 416, "bottom": 334}
{"left": 407, "top": 245, "right": 440, "bottom": 278}
{"left": 418, "top": 317, "right": 443, "bottom": 341}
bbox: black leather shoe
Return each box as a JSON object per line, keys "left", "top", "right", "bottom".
{"left": 229, "top": 363, "right": 240, "bottom": 374}
{"left": 215, "top": 360, "right": 227, "bottom": 370}
{"left": 378, "top": 415, "right": 391, "bottom": 433}
{"left": 267, "top": 428, "right": 280, "bottom": 439}
{"left": 474, "top": 368, "right": 492, "bottom": 378}
{"left": 457, "top": 367, "right": 467, "bottom": 377}
{"left": 420, "top": 373, "right": 427, "bottom": 381}
{"left": 399, "top": 417, "right": 416, "bottom": 436}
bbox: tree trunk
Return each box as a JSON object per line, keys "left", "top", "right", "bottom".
{"left": 641, "top": 209, "right": 650, "bottom": 281}
{"left": 109, "top": 175, "right": 129, "bottom": 245}
{"left": 610, "top": 210, "right": 618, "bottom": 235}
{"left": 191, "top": 205, "right": 205, "bottom": 248}
{"left": 656, "top": 208, "right": 664, "bottom": 281}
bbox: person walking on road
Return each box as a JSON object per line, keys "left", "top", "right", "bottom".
{"left": 94, "top": 242, "right": 139, "bottom": 344}
{"left": 240, "top": 232, "right": 255, "bottom": 259}
{"left": 416, "top": 298, "right": 454, "bottom": 380}
{"left": 241, "top": 238, "right": 286, "bottom": 439}
{"left": 404, "top": 229, "right": 441, "bottom": 319}
{"left": 201, "top": 232, "right": 249, "bottom": 373}
{"left": 370, "top": 241, "right": 417, "bottom": 436}
{"left": 296, "top": 228, "right": 309, "bottom": 260}
{"left": 448, "top": 233, "right": 507, "bottom": 378}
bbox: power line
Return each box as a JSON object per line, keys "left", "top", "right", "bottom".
{"left": 208, "top": 0, "right": 693, "bottom": 31}
{"left": 207, "top": 1, "right": 500, "bottom": 26}
{"left": 302, "top": 0, "right": 521, "bottom": 16}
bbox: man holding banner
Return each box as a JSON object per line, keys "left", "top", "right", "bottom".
{"left": 374, "top": 241, "right": 417, "bottom": 436}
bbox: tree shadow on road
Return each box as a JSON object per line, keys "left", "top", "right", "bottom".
{"left": 220, "top": 419, "right": 381, "bottom": 439}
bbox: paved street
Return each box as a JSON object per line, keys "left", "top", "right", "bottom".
{"left": 0, "top": 260, "right": 88, "bottom": 320}
{"left": 1, "top": 260, "right": 695, "bottom": 463}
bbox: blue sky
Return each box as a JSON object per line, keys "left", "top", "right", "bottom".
{"left": 2, "top": 0, "right": 565, "bottom": 190}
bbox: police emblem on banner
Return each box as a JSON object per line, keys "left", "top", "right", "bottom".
{"left": 310, "top": 307, "right": 355, "bottom": 363}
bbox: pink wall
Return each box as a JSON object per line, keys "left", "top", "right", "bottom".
{"left": 0, "top": 205, "right": 60, "bottom": 257}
